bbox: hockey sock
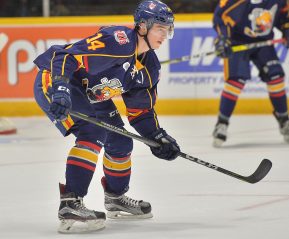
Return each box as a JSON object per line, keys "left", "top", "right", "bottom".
{"left": 65, "top": 141, "right": 101, "bottom": 197}
{"left": 267, "top": 77, "right": 288, "bottom": 114}
{"left": 103, "top": 152, "right": 131, "bottom": 195}
{"left": 219, "top": 79, "right": 245, "bottom": 117}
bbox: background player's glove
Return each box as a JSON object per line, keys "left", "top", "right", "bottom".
{"left": 283, "top": 29, "right": 289, "bottom": 48}
{"left": 148, "top": 128, "right": 180, "bottom": 161}
{"left": 48, "top": 76, "right": 72, "bottom": 121}
{"left": 214, "top": 35, "right": 233, "bottom": 58}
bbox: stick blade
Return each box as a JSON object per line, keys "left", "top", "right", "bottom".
{"left": 245, "top": 159, "right": 272, "bottom": 184}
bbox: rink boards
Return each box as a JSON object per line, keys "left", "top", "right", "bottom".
{"left": 0, "top": 14, "right": 288, "bottom": 116}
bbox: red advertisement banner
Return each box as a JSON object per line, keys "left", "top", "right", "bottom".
{"left": 0, "top": 25, "right": 101, "bottom": 98}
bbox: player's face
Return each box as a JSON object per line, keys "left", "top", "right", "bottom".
{"left": 147, "top": 24, "right": 171, "bottom": 49}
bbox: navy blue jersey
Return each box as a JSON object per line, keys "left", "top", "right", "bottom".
{"left": 213, "top": 0, "right": 289, "bottom": 43}
{"left": 34, "top": 26, "right": 161, "bottom": 137}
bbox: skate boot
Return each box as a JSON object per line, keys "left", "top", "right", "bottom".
{"left": 213, "top": 122, "right": 228, "bottom": 147}
{"left": 58, "top": 184, "right": 106, "bottom": 233}
{"left": 273, "top": 112, "right": 289, "bottom": 143}
{"left": 101, "top": 177, "right": 153, "bottom": 219}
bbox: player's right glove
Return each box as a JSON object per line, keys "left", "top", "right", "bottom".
{"left": 283, "top": 28, "right": 289, "bottom": 48}
{"left": 147, "top": 128, "right": 180, "bottom": 161}
{"left": 47, "top": 76, "right": 72, "bottom": 121}
{"left": 214, "top": 35, "right": 233, "bottom": 58}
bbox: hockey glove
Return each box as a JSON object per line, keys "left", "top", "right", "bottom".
{"left": 214, "top": 35, "right": 233, "bottom": 58}
{"left": 48, "top": 76, "right": 72, "bottom": 121}
{"left": 148, "top": 128, "right": 180, "bottom": 161}
{"left": 283, "top": 28, "right": 289, "bottom": 48}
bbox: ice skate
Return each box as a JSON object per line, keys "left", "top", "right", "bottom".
{"left": 213, "top": 122, "right": 228, "bottom": 147}
{"left": 274, "top": 112, "right": 289, "bottom": 143}
{"left": 102, "top": 177, "right": 152, "bottom": 219}
{"left": 58, "top": 184, "right": 106, "bottom": 233}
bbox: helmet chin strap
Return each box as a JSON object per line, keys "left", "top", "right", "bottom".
{"left": 137, "top": 29, "right": 153, "bottom": 50}
{"left": 144, "top": 35, "right": 153, "bottom": 50}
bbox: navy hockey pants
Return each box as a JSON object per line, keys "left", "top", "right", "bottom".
{"left": 219, "top": 45, "right": 287, "bottom": 118}
{"left": 34, "top": 70, "right": 133, "bottom": 197}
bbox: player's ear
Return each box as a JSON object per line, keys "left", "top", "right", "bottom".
{"left": 138, "top": 22, "right": 148, "bottom": 35}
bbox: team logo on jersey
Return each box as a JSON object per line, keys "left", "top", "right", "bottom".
{"left": 123, "top": 62, "right": 131, "bottom": 72}
{"left": 130, "top": 65, "right": 139, "bottom": 79}
{"left": 83, "top": 77, "right": 124, "bottom": 103}
{"left": 246, "top": 5, "right": 277, "bottom": 37}
{"left": 129, "top": 64, "right": 145, "bottom": 84}
{"left": 114, "top": 30, "right": 129, "bottom": 45}
{"left": 135, "top": 72, "right": 144, "bottom": 84}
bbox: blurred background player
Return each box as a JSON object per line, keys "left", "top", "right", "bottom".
{"left": 212, "top": 0, "right": 289, "bottom": 147}
{"left": 0, "top": 118, "right": 17, "bottom": 135}
{"left": 33, "top": 0, "right": 180, "bottom": 233}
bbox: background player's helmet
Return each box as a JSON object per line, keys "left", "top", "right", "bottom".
{"left": 134, "top": 0, "right": 174, "bottom": 39}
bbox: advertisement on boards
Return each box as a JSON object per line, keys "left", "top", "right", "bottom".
{"left": 0, "top": 25, "right": 99, "bottom": 98}
{"left": 0, "top": 21, "right": 288, "bottom": 101}
{"left": 157, "top": 22, "right": 289, "bottom": 99}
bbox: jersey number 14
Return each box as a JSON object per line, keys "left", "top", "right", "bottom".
{"left": 86, "top": 33, "right": 105, "bottom": 51}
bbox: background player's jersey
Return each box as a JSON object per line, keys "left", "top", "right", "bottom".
{"left": 213, "top": 0, "right": 289, "bottom": 43}
{"left": 34, "top": 26, "right": 161, "bottom": 136}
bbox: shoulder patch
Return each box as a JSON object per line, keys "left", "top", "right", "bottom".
{"left": 114, "top": 30, "right": 130, "bottom": 45}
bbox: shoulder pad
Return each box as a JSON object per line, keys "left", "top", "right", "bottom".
{"left": 96, "top": 26, "right": 137, "bottom": 56}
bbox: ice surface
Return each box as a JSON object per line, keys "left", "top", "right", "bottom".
{"left": 0, "top": 115, "right": 288, "bottom": 239}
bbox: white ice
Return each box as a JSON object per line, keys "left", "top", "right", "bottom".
{"left": 0, "top": 115, "right": 288, "bottom": 239}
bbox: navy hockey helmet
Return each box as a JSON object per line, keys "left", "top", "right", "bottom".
{"left": 134, "top": 0, "right": 174, "bottom": 39}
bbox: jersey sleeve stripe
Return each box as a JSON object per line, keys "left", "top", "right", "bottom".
{"left": 144, "top": 66, "right": 153, "bottom": 88}
{"left": 146, "top": 89, "right": 153, "bottom": 109}
{"left": 61, "top": 54, "right": 69, "bottom": 75}
{"left": 50, "top": 51, "right": 56, "bottom": 76}
{"left": 222, "top": 0, "right": 246, "bottom": 27}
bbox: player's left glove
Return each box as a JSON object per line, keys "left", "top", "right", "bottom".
{"left": 283, "top": 28, "right": 289, "bottom": 48}
{"left": 147, "top": 128, "right": 180, "bottom": 161}
{"left": 47, "top": 76, "right": 72, "bottom": 121}
{"left": 214, "top": 35, "right": 233, "bottom": 58}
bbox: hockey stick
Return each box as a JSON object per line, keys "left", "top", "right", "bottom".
{"left": 160, "top": 38, "right": 285, "bottom": 65}
{"left": 69, "top": 111, "right": 272, "bottom": 184}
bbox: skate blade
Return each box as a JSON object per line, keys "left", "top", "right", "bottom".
{"left": 107, "top": 211, "right": 153, "bottom": 220}
{"left": 58, "top": 219, "right": 105, "bottom": 233}
{"left": 213, "top": 138, "right": 224, "bottom": 148}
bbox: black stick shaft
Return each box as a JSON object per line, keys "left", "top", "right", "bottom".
{"left": 69, "top": 111, "right": 272, "bottom": 184}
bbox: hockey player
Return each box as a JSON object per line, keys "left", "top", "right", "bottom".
{"left": 212, "top": 0, "right": 289, "bottom": 147}
{"left": 33, "top": 0, "right": 180, "bottom": 233}
{"left": 0, "top": 118, "right": 17, "bottom": 135}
